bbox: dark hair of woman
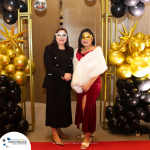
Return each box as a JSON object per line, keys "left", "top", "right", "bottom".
{"left": 51, "top": 28, "right": 71, "bottom": 51}
{"left": 78, "top": 28, "right": 95, "bottom": 53}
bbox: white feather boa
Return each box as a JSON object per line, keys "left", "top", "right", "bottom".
{"left": 71, "top": 46, "right": 108, "bottom": 93}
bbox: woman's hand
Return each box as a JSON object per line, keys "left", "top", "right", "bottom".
{"left": 80, "top": 83, "right": 91, "bottom": 92}
{"left": 63, "top": 73, "right": 72, "bottom": 81}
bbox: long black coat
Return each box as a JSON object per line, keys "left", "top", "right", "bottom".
{"left": 42, "top": 44, "right": 74, "bottom": 93}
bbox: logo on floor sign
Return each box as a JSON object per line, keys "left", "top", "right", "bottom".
{"left": 0, "top": 132, "right": 31, "bottom": 150}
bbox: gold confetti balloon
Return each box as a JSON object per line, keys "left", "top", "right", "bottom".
{"left": 145, "top": 38, "right": 150, "bottom": 48}
{"left": 6, "top": 49, "right": 15, "bottom": 58}
{"left": 5, "top": 64, "right": 16, "bottom": 74}
{"left": 130, "top": 57, "right": 149, "bottom": 77}
{"left": 110, "top": 42, "right": 119, "bottom": 51}
{"left": 13, "top": 54, "right": 28, "bottom": 70}
{"left": 1, "top": 55, "right": 10, "bottom": 65}
{"left": 135, "top": 32, "right": 144, "bottom": 40}
{"left": 13, "top": 70, "right": 26, "bottom": 86}
{"left": 24, "top": 60, "right": 35, "bottom": 74}
{"left": 0, "top": 70, "right": 8, "bottom": 76}
{"left": 116, "top": 64, "right": 132, "bottom": 80}
{"left": 108, "top": 51, "right": 125, "bottom": 67}
{"left": 131, "top": 39, "right": 145, "bottom": 52}
{"left": 126, "top": 55, "right": 134, "bottom": 64}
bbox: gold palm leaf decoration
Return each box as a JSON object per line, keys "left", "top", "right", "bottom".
{"left": 118, "top": 21, "right": 138, "bottom": 53}
{"left": 0, "top": 23, "right": 27, "bottom": 54}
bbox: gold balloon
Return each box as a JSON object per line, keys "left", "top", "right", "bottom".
{"left": 130, "top": 57, "right": 149, "bottom": 77}
{"left": 142, "top": 48, "right": 150, "bottom": 56}
{"left": 131, "top": 51, "right": 141, "bottom": 58}
{"left": 145, "top": 38, "right": 150, "bottom": 48}
{"left": 116, "top": 64, "right": 132, "bottom": 80}
{"left": 15, "top": 47, "right": 22, "bottom": 54}
{"left": 110, "top": 42, "right": 119, "bottom": 51}
{"left": 0, "top": 70, "right": 8, "bottom": 76}
{"left": 147, "top": 56, "right": 150, "bottom": 66}
{"left": 5, "top": 64, "right": 16, "bottom": 74}
{"left": 0, "top": 64, "right": 3, "bottom": 72}
{"left": 141, "top": 53, "right": 148, "bottom": 61}
{"left": 6, "top": 49, "right": 15, "bottom": 58}
{"left": 126, "top": 55, "right": 134, "bottom": 64}
{"left": 144, "top": 34, "right": 150, "bottom": 40}
{"left": 13, "top": 71, "right": 26, "bottom": 86}
{"left": 7, "top": 74, "right": 14, "bottom": 80}
{"left": 131, "top": 39, "right": 145, "bottom": 52}
{"left": 135, "top": 32, "right": 144, "bottom": 40}
{"left": 108, "top": 51, "right": 125, "bottom": 67}
{"left": 0, "top": 43, "right": 7, "bottom": 53}
{"left": 107, "top": 49, "right": 114, "bottom": 55}
{"left": 119, "top": 46, "right": 127, "bottom": 53}
{"left": 13, "top": 54, "right": 28, "bottom": 70}
{"left": 24, "top": 60, "right": 35, "bottom": 74}
{"left": 1, "top": 55, "right": 10, "bottom": 65}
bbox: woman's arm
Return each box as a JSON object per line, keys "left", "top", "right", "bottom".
{"left": 81, "top": 75, "right": 99, "bottom": 92}
{"left": 44, "top": 46, "right": 65, "bottom": 76}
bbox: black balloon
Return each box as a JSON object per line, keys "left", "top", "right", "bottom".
{"left": 143, "top": 114, "right": 150, "bottom": 122}
{"left": 130, "top": 118, "right": 140, "bottom": 128}
{"left": 13, "top": 105, "right": 22, "bottom": 118}
{"left": 143, "top": 90, "right": 150, "bottom": 103}
{"left": 0, "top": 75, "right": 8, "bottom": 86}
{"left": 115, "top": 96, "right": 122, "bottom": 104}
{"left": 4, "top": 0, "right": 20, "bottom": 11}
{"left": 144, "top": 104, "right": 150, "bottom": 113}
{"left": 105, "top": 106, "right": 113, "bottom": 120}
{"left": 130, "top": 88, "right": 141, "bottom": 98}
{"left": 111, "top": 0, "right": 122, "bottom": 3}
{"left": 121, "top": 89, "right": 130, "bottom": 97}
{"left": 3, "top": 10, "right": 18, "bottom": 25}
{"left": 7, "top": 114, "right": 15, "bottom": 122}
{"left": 116, "top": 79, "right": 126, "bottom": 89}
{"left": 125, "top": 79, "right": 134, "bottom": 89}
{"left": 6, "top": 101, "right": 16, "bottom": 113}
{"left": 0, "top": 0, "right": 5, "bottom": 14}
{"left": 126, "top": 110, "right": 135, "bottom": 119}
{"left": 1, "top": 124, "right": 14, "bottom": 135}
{"left": 123, "top": 96, "right": 139, "bottom": 107}
{"left": 14, "top": 96, "right": 21, "bottom": 104}
{"left": 139, "top": 91, "right": 146, "bottom": 100}
{"left": 124, "top": 0, "right": 139, "bottom": 6}
{"left": 0, "top": 86, "right": 8, "bottom": 96}
{"left": 20, "top": 0, "right": 27, "bottom": 12}
{"left": 111, "top": 1, "right": 128, "bottom": 18}
{"left": 1, "top": 110, "right": 9, "bottom": 120}
{"left": 135, "top": 107, "right": 146, "bottom": 119}
{"left": 117, "top": 115, "right": 127, "bottom": 124}
{"left": 0, "top": 97, "right": 6, "bottom": 109}
{"left": 114, "top": 103, "right": 127, "bottom": 115}
{"left": 122, "top": 124, "right": 132, "bottom": 133}
{"left": 16, "top": 118, "right": 29, "bottom": 133}
{"left": 129, "top": 1, "right": 145, "bottom": 16}
{"left": 0, "top": 119, "right": 4, "bottom": 127}
{"left": 108, "top": 117, "right": 121, "bottom": 132}
{"left": 7, "top": 85, "right": 21, "bottom": 99}
{"left": 118, "top": 89, "right": 122, "bottom": 96}
{"left": 7, "top": 80, "right": 16, "bottom": 89}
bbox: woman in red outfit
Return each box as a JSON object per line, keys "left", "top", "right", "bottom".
{"left": 71, "top": 29, "right": 107, "bottom": 149}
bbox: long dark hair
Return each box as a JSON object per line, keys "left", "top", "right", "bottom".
{"left": 50, "top": 28, "right": 71, "bottom": 51}
{"left": 78, "top": 28, "right": 95, "bottom": 52}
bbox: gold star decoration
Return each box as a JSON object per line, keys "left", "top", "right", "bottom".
{"left": 118, "top": 21, "right": 138, "bottom": 53}
{"left": 0, "top": 23, "right": 27, "bottom": 54}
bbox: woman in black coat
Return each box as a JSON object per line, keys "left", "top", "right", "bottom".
{"left": 43, "top": 28, "right": 73, "bottom": 146}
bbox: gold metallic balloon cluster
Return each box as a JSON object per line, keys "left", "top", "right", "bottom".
{"left": 108, "top": 22, "right": 150, "bottom": 80}
{"left": 0, "top": 24, "right": 35, "bottom": 86}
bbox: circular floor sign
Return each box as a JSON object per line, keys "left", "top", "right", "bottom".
{"left": 0, "top": 132, "right": 31, "bottom": 150}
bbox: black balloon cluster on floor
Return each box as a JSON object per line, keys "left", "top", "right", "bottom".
{"left": 111, "top": 0, "right": 150, "bottom": 18}
{"left": 0, "top": 75, "right": 29, "bottom": 137}
{"left": 106, "top": 76, "right": 150, "bottom": 133}
{"left": 0, "top": 0, "right": 28, "bottom": 24}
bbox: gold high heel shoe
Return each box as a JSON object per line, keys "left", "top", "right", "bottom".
{"left": 52, "top": 135, "right": 64, "bottom": 146}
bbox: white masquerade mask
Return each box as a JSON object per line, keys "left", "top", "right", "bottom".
{"left": 55, "top": 32, "right": 68, "bottom": 39}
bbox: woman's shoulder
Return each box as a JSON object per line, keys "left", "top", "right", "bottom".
{"left": 45, "top": 44, "right": 55, "bottom": 51}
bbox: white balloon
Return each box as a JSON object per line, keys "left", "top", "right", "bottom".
{"left": 124, "top": 0, "right": 139, "bottom": 6}
{"left": 140, "top": 0, "right": 150, "bottom": 3}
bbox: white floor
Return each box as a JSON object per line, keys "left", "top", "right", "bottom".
{"left": 24, "top": 101, "right": 150, "bottom": 142}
